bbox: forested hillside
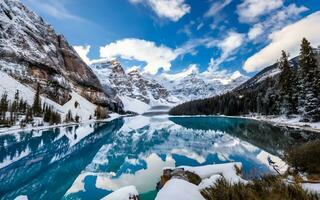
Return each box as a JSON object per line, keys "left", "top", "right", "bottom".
{"left": 169, "top": 38, "right": 320, "bottom": 122}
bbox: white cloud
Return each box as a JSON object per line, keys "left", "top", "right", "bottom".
{"left": 175, "top": 37, "right": 216, "bottom": 57}
{"left": 209, "top": 31, "right": 245, "bottom": 70}
{"left": 248, "top": 24, "right": 263, "bottom": 40}
{"left": 98, "top": 36, "right": 220, "bottom": 75}
{"left": 100, "top": 38, "right": 178, "bottom": 75}
{"left": 218, "top": 31, "right": 245, "bottom": 54}
{"left": 74, "top": 45, "right": 91, "bottom": 65}
{"left": 243, "top": 11, "right": 320, "bottom": 72}
{"left": 205, "top": 0, "right": 232, "bottom": 17}
{"left": 208, "top": 58, "right": 219, "bottom": 72}
{"left": 129, "top": 0, "right": 190, "bottom": 22}
{"left": 237, "top": 0, "right": 283, "bottom": 23}
{"left": 247, "top": 4, "right": 308, "bottom": 41}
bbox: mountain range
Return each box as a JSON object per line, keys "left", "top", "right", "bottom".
{"left": 0, "top": 0, "right": 248, "bottom": 117}
{"left": 90, "top": 60, "right": 248, "bottom": 113}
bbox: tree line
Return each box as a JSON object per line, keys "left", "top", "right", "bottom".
{"left": 170, "top": 38, "right": 320, "bottom": 122}
{"left": 0, "top": 83, "right": 110, "bottom": 128}
{"left": 0, "top": 84, "right": 62, "bottom": 127}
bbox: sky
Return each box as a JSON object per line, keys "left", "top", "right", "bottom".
{"left": 21, "top": 0, "right": 320, "bottom": 77}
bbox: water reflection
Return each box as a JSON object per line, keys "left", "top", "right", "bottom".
{"left": 0, "top": 115, "right": 317, "bottom": 200}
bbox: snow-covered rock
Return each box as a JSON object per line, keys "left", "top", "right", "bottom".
{"left": 179, "top": 162, "right": 246, "bottom": 184}
{"left": 156, "top": 162, "right": 246, "bottom": 200}
{"left": 101, "top": 186, "right": 139, "bottom": 200}
{"left": 90, "top": 60, "right": 178, "bottom": 113}
{"left": 155, "top": 179, "right": 205, "bottom": 200}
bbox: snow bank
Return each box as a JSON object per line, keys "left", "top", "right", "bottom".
{"left": 198, "top": 174, "right": 223, "bottom": 190}
{"left": 155, "top": 179, "right": 205, "bottom": 200}
{"left": 243, "top": 115, "right": 320, "bottom": 132}
{"left": 180, "top": 162, "right": 246, "bottom": 184}
{"left": 302, "top": 183, "right": 320, "bottom": 194}
{"left": 14, "top": 196, "right": 28, "bottom": 200}
{"left": 257, "top": 150, "right": 288, "bottom": 175}
{"left": 157, "top": 162, "right": 246, "bottom": 200}
{"left": 119, "top": 96, "right": 150, "bottom": 114}
{"left": 101, "top": 186, "right": 138, "bottom": 200}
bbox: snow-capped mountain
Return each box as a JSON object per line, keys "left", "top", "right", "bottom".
{"left": 90, "top": 60, "right": 179, "bottom": 113}
{"left": 91, "top": 60, "right": 248, "bottom": 113}
{"left": 0, "top": 0, "right": 123, "bottom": 116}
{"left": 155, "top": 65, "right": 249, "bottom": 101}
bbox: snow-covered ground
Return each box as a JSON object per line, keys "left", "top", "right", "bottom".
{"left": 156, "top": 162, "right": 245, "bottom": 200}
{"left": 119, "top": 96, "right": 151, "bottom": 114}
{"left": 156, "top": 179, "right": 206, "bottom": 200}
{"left": 0, "top": 71, "right": 120, "bottom": 134}
{"left": 242, "top": 114, "right": 320, "bottom": 132}
{"left": 302, "top": 183, "right": 320, "bottom": 194}
{"left": 0, "top": 71, "right": 97, "bottom": 121}
{"left": 101, "top": 186, "right": 139, "bottom": 200}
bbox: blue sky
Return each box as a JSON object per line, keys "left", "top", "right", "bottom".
{"left": 22, "top": 0, "right": 320, "bottom": 76}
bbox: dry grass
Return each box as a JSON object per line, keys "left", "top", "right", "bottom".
{"left": 201, "top": 175, "right": 319, "bottom": 200}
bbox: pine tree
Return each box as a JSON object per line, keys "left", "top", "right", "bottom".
{"left": 11, "top": 90, "right": 20, "bottom": 121}
{"left": 65, "top": 110, "right": 74, "bottom": 123}
{"left": 19, "top": 98, "right": 26, "bottom": 113}
{"left": 298, "top": 38, "right": 320, "bottom": 122}
{"left": 43, "top": 105, "right": 51, "bottom": 122}
{"left": 278, "top": 51, "right": 295, "bottom": 116}
{"left": 25, "top": 106, "right": 33, "bottom": 123}
{"left": 0, "top": 92, "right": 9, "bottom": 121}
{"left": 32, "top": 83, "right": 42, "bottom": 117}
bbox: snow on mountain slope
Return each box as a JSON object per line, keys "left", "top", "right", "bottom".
{"left": 234, "top": 56, "right": 300, "bottom": 91}
{"left": 0, "top": 0, "right": 122, "bottom": 112}
{"left": 90, "top": 60, "right": 247, "bottom": 112}
{"left": 0, "top": 71, "right": 96, "bottom": 121}
{"left": 90, "top": 60, "right": 179, "bottom": 113}
{"left": 155, "top": 65, "right": 249, "bottom": 101}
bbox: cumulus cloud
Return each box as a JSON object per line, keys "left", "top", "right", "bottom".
{"left": 129, "top": 0, "right": 190, "bottom": 22}
{"left": 100, "top": 38, "right": 178, "bottom": 74}
{"left": 74, "top": 45, "right": 91, "bottom": 65}
{"left": 243, "top": 11, "right": 320, "bottom": 72}
{"left": 237, "top": 0, "right": 283, "bottom": 23}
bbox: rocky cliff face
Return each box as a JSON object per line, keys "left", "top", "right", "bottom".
{"left": 91, "top": 60, "right": 178, "bottom": 105}
{"left": 0, "top": 0, "right": 122, "bottom": 112}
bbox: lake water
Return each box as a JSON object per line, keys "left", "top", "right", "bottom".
{"left": 0, "top": 115, "right": 318, "bottom": 200}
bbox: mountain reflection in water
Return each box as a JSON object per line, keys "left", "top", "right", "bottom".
{"left": 0, "top": 115, "right": 317, "bottom": 200}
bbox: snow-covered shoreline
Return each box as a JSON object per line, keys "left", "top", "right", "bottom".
{"left": 239, "top": 115, "right": 320, "bottom": 133}
{"left": 0, "top": 113, "right": 122, "bottom": 135}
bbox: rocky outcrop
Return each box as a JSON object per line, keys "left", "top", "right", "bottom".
{"left": 91, "top": 60, "right": 177, "bottom": 105}
{"left": 0, "top": 0, "right": 122, "bottom": 112}
{"left": 157, "top": 168, "right": 202, "bottom": 190}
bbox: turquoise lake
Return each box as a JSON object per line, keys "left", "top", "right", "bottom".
{"left": 0, "top": 115, "right": 317, "bottom": 200}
